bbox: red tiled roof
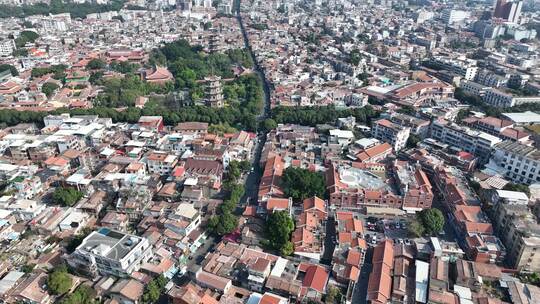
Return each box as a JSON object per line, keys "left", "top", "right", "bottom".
{"left": 301, "top": 264, "right": 329, "bottom": 293}
{"left": 356, "top": 142, "right": 393, "bottom": 162}
{"left": 266, "top": 198, "right": 290, "bottom": 212}
{"left": 302, "top": 196, "right": 326, "bottom": 212}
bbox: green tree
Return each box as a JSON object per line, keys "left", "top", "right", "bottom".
{"left": 272, "top": 105, "right": 379, "bottom": 126}
{"left": 238, "top": 160, "right": 251, "bottom": 172}
{"left": 21, "top": 263, "right": 35, "bottom": 274}
{"left": 406, "top": 134, "right": 420, "bottom": 149}
{"left": 60, "top": 285, "right": 97, "bottom": 304}
{"left": 261, "top": 118, "right": 277, "bottom": 132}
{"left": 208, "top": 123, "right": 237, "bottom": 135}
{"left": 142, "top": 280, "right": 160, "bottom": 303}
{"left": 503, "top": 183, "right": 530, "bottom": 197}
{"left": 0, "top": 0, "right": 126, "bottom": 19}
{"left": 357, "top": 72, "right": 369, "bottom": 82}
{"left": 325, "top": 286, "right": 343, "bottom": 304}
{"left": 280, "top": 241, "right": 294, "bottom": 256}
{"left": 408, "top": 219, "right": 425, "bottom": 237}
{"left": 208, "top": 211, "right": 238, "bottom": 236}
{"left": 0, "top": 64, "right": 18, "bottom": 76}
{"left": 455, "top": 109, "right": 471, "bottom": 123}
{"left": 86, "top": 58, "right": 106, "bottom": 70}
{"left": 66, "top": 227, "right": 92, "bottom": 253}
{"left": 89, "top": 71, "right": 103, "bottom": 84}
{"left": 140, "top": 275, "right": 168, "bottom": 304}
{"left": 47, "top": 266, "right": 72, "bottom": 295}
{"left": 265, "top": 210, "right": 295, "bottom": 255}
{"left": 397, "top": 105, "right": 416, "bottom": 116}
{"left": 42, "top": 82, "right": 59, "bottom": 97}
{"left": 418, "top": 209, "right": 445, "bottom": 236}
{"left": 12, "top": 48, "right": 28, "bottom": 57}
{"left": 110, "top": 61, "right": 140, "bottom": 74}
{"left": 282, "top": 167, "right": 326, "bottom": 203}
{"left": 15, "top": 30, "right": 38, "bottom": 47}
{"left": 52, "top": 187, "right": 83, "bottom": 207}
{"left": 349, "top": 49, "right": 362, "bottom": 66}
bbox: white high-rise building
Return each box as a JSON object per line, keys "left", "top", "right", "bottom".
{"left": 0, "top": 39, "right": 15, "bottom": 57}
{"left": 442, "top": 9, "right": 471, "bottom": 25}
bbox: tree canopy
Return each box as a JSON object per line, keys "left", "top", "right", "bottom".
{"left": 52, "top": 187, "right": 83, "bottom": 207}
{"left": 141, "top": 275, "right": 167, "bottom": 304}
{"left": 325, "top": 286, "right": 343, "bottom": 304}
{"left": 15, "top": 30, "right": 39, "bottom": 48}
{"left": 31, "top": 64, "right": 67, "bottom": 80}
{"left": 60, "top": 285, "right": 97, "bottom": 304}
{"left": 42, "top": 82, "right": 60, "bottom": 97}
{"left": 86, "top": 58, "right": 106, "bottom": 70}
{"left": 47, "top": 266, "right": 72, "bottom": 295}
{"left": 406, "top": 133, "right": 420, "bottom": 149}
{"left": 265, "top": 210, "right": 295, "bottom": 256}
{"left": 272, "top": 105, "right": 379, "bottom": 127}
{"left": 408, "top": 219, "right": 425, "bottom": 238}
{"left": 418, "top": 209, "right": 445, "bottom": 236}
{"left": 0, "top": 0, "right": 126, "bottom": 19}
{"left": 503, "top": 183, "right": 530, "bottom": 197}
{"left": 207, "top": 168, "right": 246, "bottom": 236}
{"left": 282, "top": 167, "right": 326, "bottom": 203}
{"left": 0, "top": 64, "right": 18, "bottom": 76}
{"left": 261, "top": 118, "right": 277, "bottom": 132}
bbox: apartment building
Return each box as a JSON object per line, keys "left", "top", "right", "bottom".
{"left": 146, "top": 151, "right": 178, "bottom": 175}
{"left": 430, "top": 120, "right": 502, "bottom": 163}
{"left": 462, "top": 116, "right": 529, "bottom": 143}
{"left": 442, "top": 9, "right": 470, "bottom": 25}
{"left": 427, "top": 56, "right": 478, "bottom": 80}
{"left": 491, "top": 141, "right": 540, "bottom": 184}
{"left": 388, "top": 113, "right": 431, "bottom": 138}
{"left": 483, "top": 88, "right": 540, "bottom": 108}
{"left": 460, "top": 80, "right": 490, "bottom": 97}
{"left": 493, "top": 203, "right": 540, "bottom": 272}
{"left": 475, "top": 69, "right": 508, "bottom": 88}
{"left": 372, "top": 119, "right": 410, "bottom": 152}
{"left": 68, "top": 228, "right": 153, "bottom": 278}
{"left": 0, "top": 38, "right": 15, "bottom": 57}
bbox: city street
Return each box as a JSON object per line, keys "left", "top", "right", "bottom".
{"left": 321, "top": 217, "right": 336, "bottom": 265}
{"left": 352, "top": 247, "right": 373, "bottom": 304}
{"left": 237, "top": 0, "right": 272, "bottom": 207}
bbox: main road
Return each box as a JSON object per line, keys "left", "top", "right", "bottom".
{"left": 235, "top": 0, "right": 272, "bottom": 206}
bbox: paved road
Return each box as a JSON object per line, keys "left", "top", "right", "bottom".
{"left": 321, "top": 217, "right": 336, "bottom": 265}
{"left": 236, "top": 0, "right": 272, "bottom": 207}
{"left": 352, "top": 247, "right": 373, "bottom": 304}
{"left": 432, "top": 194, "right": 459, "bottom": 243}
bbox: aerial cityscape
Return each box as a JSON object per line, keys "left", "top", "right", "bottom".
{"left": 0, "top": 0, "right": 539, "bottom": 303}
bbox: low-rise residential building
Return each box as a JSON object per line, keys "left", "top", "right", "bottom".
{"left": 430, "top": 119, "right": 502, "bottom": 163}
{"left": 327, "top": 161, "right": 433, "bottom": 212}
{"left": 67, "top": 228, "right": 153, "bottom": 278}
{"left": 493, "top": 202, "right": 540, "bottom": 272}
{"left": 388, "top": 113, "right": 431, "bottom": 138}
{"left": 462, "top": 116, "right": 530, "bottom": 143}
{"left": 372, "top": 119, "right": 410, "bottom": 152}
{"left": 483, "top": 88, "right": 540, "bottom": 108}
{"left": 367, "top": 240, "right": 394, "bottom": 304}
{"left": 146, "top": 151, "right": 178, "bottom": 175}
{"left": 491, "top": 140, "right": 540, "bottom": 185}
